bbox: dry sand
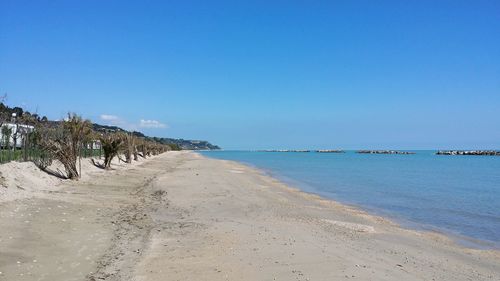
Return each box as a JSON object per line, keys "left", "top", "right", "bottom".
{"left": 0, "top": 151, "right": 499, "bottom": 280}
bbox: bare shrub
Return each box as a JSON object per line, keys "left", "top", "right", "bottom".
{"left": 137, "top": 139, "right": 148, "bottom": 158}
{"left": 121, "top": 133, "right": 135, "bottom": 164}
{"left": 100, "top": 133, "right": 123, "bottom": 169}
{"left": 38, "top": 113, "right": 92, "bottom": 179}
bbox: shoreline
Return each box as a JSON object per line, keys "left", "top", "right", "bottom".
{"left": 1, "top": 151, "right": 499, "bottom": 280}
{"left": 211, "top": 155, "right": 500, "bottom": 251}
{"left": 267, "top": 167, "right": 500, "bottom": 251}
{"left": 201, "top": 151, "right": 500, "bottom": 250}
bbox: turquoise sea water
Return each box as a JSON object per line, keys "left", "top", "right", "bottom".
{"left": 201, "top": 151, "right": 500, "bottom": 248}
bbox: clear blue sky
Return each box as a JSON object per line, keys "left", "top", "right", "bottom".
{"left": 1, "top": 1, "right": 499, "bottom": 150}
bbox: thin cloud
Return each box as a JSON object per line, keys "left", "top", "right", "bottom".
{"left": 99, "top": 114, "right": 136, "bottom": 130}
{"left": 98, "top": 114, "right": 167, "bottom": 130}
{"left": 100, "top": 114, "right": 120, "bottom": 121}
{"left": 139, "top": 119, "right": 168, "bottom": 129}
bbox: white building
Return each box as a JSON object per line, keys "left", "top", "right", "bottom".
{"left": 0, "top": 123, "right": 35, "bottom": 148}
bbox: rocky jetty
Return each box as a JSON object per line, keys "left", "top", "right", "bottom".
{"left": 356, "top": 150, "right": 415, "bottom": 155}
{"left": 436, "top": 150, "right": 500, "bottom": 156}
{"left": 316, "top": 150, "right": 345, "bottom": 153}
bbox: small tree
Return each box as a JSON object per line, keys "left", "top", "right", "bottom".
{"left": 146, "top": 143, "right": 153, "bottom": 157}
{"left": 122, "top": 133, "right": 135, "bottom": 164}
{"left": 100, "top": 133, "right": 123, "bottom": 169}
{"left": 133, "top": 142, "right": 139, "bottom": 161}
{"left": 38, "top": 113, "right": 92, "bottom": 179}
{"left": 137, "top": 139, "right": 148, "bottom": 158}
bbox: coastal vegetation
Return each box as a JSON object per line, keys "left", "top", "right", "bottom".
{"left": 32, "top": 114, "right": 172, "bottom": 178}
{"left": 37, "top": 113, "right": 92, "bottom": 179}
{"left": 100, "top": 133, "right": 124, "bottom": 170}
{"left": 0, "top": 100, "right": 220, "bottom": 179}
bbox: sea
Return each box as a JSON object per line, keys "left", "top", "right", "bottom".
{"left": 201, "top": 150, "right": 500, "bottom": 249}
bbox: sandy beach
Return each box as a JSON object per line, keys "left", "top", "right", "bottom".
{"left": 0, "top": 151, "right": 499, "bottom": 281}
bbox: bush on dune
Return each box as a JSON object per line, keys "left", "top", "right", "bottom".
{"left": 38, "top": 113, "right": 92, "bottom": 180}
{"left": 100, "top": 133, "right": 124, "bottom": 169}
